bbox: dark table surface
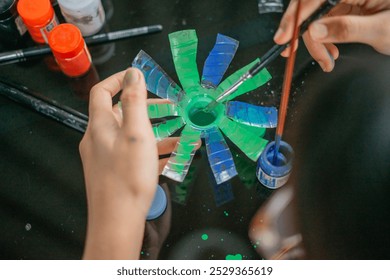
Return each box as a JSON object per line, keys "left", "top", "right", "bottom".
{"left": 1, "top": 0, "right": 388, "bottom": 260}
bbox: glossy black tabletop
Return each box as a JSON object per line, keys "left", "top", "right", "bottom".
{"left": 1, "top": 0, "right": 388, "bottom": 260}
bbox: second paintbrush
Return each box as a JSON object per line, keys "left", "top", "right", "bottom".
{"left": 0, "top": 24, "right": 163, "bottom": 65}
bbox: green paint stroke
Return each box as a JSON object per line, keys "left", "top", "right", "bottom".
{"left": 152, "top": 118, "right": 185, "bottom": 141}
{"left": 201, "top": 234, "right": 209, "bottom": 241}
{"left": 214, "top": 59, "right": 271, "bottom": 100}
{"left": 169, "top": 30, "right": 200, "bottom": 95}
{"left": 235, "top": 121, "right": 266, "bottom": 138}
{"left": 148, "top": 103, "right": 179, "bottom": 119}
{"left": 162, "top": 125, "right": 201, "bottom": 182}
{"left": 219, "top": 116, "right": 268, "bottom": 161}
{"left": 225, "top": 254, "right": 243, "bottom": 260}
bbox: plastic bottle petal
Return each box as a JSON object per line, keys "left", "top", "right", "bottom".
{"left": 204, "top": 127, "right": 238, "bottom": 184}
{"left": 201, "top": 34, "right": 239, "bottom": 88}
{"left": 226, "top": 101, "right": 277, "bottom": 128}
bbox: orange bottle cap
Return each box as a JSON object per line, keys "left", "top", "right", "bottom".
{"left": 17, "top": 0, "right": 53, "bottom": 27}
{"left": 48, "top": 24, "right": 85, "bottom": 59}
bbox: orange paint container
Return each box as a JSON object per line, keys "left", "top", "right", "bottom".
{"left": 48, "top": 24, "right": 92, "bottom": 77}
{"left": 17, "top": 0, "right": 58, "bottom": 44}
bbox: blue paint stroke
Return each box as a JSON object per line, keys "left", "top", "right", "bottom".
{"left": 204, "top": 127, "right": 238, "bottom": 184}
{"left": 132, "top": 50, "right": 184, "bottom": 103}
{"left": 226, "top": 101, "right": 277, "bottom": 128}
{"left": 202, "top": 34, "right": 239, "bottom": 89}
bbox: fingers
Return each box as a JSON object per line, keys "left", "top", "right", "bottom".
{"left": 120, "top": 68, "right": 150, "bottom": 131}
{"left": 309, "top": 12, "right": 390, "bottom": 55}
{"left": 280, "top": 39, "right": 299, "bottom": 57}
{"left": 89, "top": 70, "right": 126, "bottom": 116}
{"left": 158, "top": 158, "right": 169, "bottom": 174}
{"left": 303, "top": 32, "right": 339, "bottom": 72}
{"left": 274, "top": 0, "right": 325, "bottom": 45}
{"left": 157, "top": 137, "right": 180, "bottom": 155}
{"left": 147, "top": 99, "right": 172, "bottom": 105}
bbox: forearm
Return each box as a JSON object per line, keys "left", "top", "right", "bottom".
{"left": 83, "top": 194, "right": 150, "bottom": 260}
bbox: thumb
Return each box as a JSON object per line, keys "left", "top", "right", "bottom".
{"left": 308, "top": 13, "right": 389, "bottom": 53}
{"left": 120, "top": 68, "right": 149, "bottom": 130}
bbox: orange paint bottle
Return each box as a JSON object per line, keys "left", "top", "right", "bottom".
{"left": 17, "top": 0, "right": 58, "bottom": 44}
{"left": 48, "top": 24, "right": 92, "bottom": 77}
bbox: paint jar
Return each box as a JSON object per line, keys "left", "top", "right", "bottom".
{"left": 48, "top": 23, "right": 92, "bottom": 77}
{"left": 0, "top": 0, "right": 28, "bottom": 47}
{"left": 147, "top": 184, "right": 167, "bottom": 221}
{"left": 17, "top": 0, "right": 59, "bottom": 44}
{"left": 57, "top": 0, "right": 105, "bottom": 37}
{"left": 256, "top": 140, "right": 294, "bottom": 189}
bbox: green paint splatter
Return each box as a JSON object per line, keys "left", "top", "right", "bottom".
{"left": 201, "top": 234, "right": 208, "bottom": 241}
{"left": 225, "top": 254, "right": 243, "bottom": 260}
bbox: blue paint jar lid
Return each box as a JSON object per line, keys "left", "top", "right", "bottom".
{"left": 146, "top": 184, "right": 167, "bottom": 221}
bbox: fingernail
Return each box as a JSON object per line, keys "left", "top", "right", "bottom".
{"left": 273, "top": 28, "right": 283, "bottom": 42}
{"left": 124, "top": 69, "right": 140, "bottom": 86}
{"left": 311, "top": 23, "right": 328, "bottom": 40}
{"left": 327, "top": 50, "right": 335, "bottom": 70}
{"left": 318, "top": 61, "right": 327, "bottom": 72}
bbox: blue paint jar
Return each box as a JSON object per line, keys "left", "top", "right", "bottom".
{"left": 256, "top": 140, "right": 294, "bottom": 189}
{"left": 147, "top": 184, "right": 167, "bottom": 220}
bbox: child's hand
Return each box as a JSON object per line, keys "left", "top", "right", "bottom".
{"left": 80, "top": 68, "right": 158, "bottom": 259}
{"left": 274, "top": 0, "right": 390, "bottom": 72}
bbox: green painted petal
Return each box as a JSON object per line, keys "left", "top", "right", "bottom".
{"left": 169, "top": 30, "right": 200, "bottom": 95}
{"left": 219, "top": 116, "right": 268, "bottom": 161}
{"left": 235, "top": 122, "right": 266, "bottom": 138}
{"left": 152, "top": 118, "right": 185, "bottom": 141}
{"left": 162, "top": 125, "right": 201, "bottom": 182}
{"left": 213, "top": 58, "right": 272, "bottom": 100}
{"left": 148, "top": 103, "right": 180, "bottom": 119}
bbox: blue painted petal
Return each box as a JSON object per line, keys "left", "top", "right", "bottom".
{"left": 204, "top": 127, "right": 238, "bottom": 184}
{"left": 201, "top": 34, "right": 239, "bottom": 89}
{"left": 226, "top": 101, "right": 277, "bottom": 128}
{"left": 132, "top": 50, "right": 184, "bottom": 103}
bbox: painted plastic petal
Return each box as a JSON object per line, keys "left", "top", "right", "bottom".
{"left": 201, "top": 34, "right": 239, "bottom": 89}
{"left": 219, "top": 116, "right": 268, "bottom": 161}
{"left": 169, "top": 30, "right": 200, "bottom": 95}
{"left": 148, "top": 103, "right": 179, "bottom": 119}
{"left": 204, "top": 127, "right": 238, "bottom": 184}
{"left": 162, "top": 125, "right": 201, "bottom": 182}
{"left": 132, "top": 50, "right": 184, "bottom": 103}
{"left": 213, "top": 58, "right": 272, "bottom": 100}
{"left": 152, "top": 118, "right": 185, "bottom": 141}
{"left": 226, "top": 101, "right": 277, "bottom": 128}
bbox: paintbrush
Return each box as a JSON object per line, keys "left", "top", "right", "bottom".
{"left": 0, "top": 79, "right": 88, "bottom": 133}
{"left": 203, "top": 0, "right": 341, "bottom": 113}
{"left": 273, "top": 0, "right": 301, "bottom": 164}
